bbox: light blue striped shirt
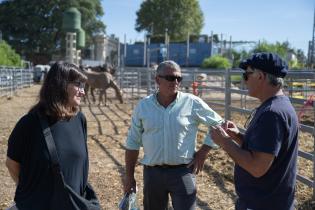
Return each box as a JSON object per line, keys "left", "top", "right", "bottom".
{"left": 125, "top": 91, "right": 223, "bottom": 166}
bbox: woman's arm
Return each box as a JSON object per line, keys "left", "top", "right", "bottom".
{"left": 6, "top": 157, "right": 20, "bottom": 185}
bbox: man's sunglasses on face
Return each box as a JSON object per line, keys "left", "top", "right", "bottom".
{"left": 242, "top": 71, "right": 255, "bottom": 81}
{"left": 158, "top": 75, "right": 183, "bottom": 82}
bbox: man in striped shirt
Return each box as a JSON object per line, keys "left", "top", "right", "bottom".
{"left": 124, "top": 60, "right": 223, "bottom": 210}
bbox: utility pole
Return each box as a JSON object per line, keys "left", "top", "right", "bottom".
{"left": 229, "top": 36, "right": 233, "bottom": 65}
{"left": 310, "top": 6, "right": 315, "bottom": 68}
{"left": 165, "top": 28, "right": 169, "bottom": 59}
{"left": 144, "top": 34, "right": 147, "bottom": 66}
{"left": 123, "top": 34, "right": 127, "bottom": 67}
{"left": 210, "top": 31, "right": 213, "bottom": 57}
{"left": 117, "top": 37, "right": 120, "bottom": 67}
{"left": 186, "top": 32, "right": 190, "bottom": 66}
{"left": 220, "top": 33, "right": 223, "bottom": 55}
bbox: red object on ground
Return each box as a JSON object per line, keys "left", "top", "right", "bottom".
{"left": 298, "top": 95, "right": 314, "bottom": 122}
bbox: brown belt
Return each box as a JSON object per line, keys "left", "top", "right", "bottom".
{"left": 145, "top": 164, "right": 188, "bottom": 169}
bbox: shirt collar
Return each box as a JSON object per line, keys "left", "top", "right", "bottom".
{"left": 153, "top": 91, "right": 181, "bottom": 106}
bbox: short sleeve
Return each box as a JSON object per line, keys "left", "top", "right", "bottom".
{"left": 7, "top": 114, "right": 31, "bottom": 162}
{"left": 247, "top": 111, "right": 284, "bottom": 156}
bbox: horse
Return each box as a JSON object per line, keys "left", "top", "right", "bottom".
{"left": 80, "top": 65, "right": 123, "bottom": 106}
{"left": 88, "top": 64, "right": 116, "bottom": 75}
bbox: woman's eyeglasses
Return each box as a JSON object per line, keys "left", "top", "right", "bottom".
{"left": 242, "top": 71, "right": 254, "bottom": 81}
{"left": 158, "top": 75, "right": 183, "bottom": 82}
{"left": 71, "top": 81, "right": 85, "bottom": 90}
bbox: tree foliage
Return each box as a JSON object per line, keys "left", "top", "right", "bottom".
{"left": 135, "top": 0, "right": 204, "bottom": 41}
{"left": 227, "top": 41, "right": 306, "bottom": 69}
{"left": 0, "top": 41, "right": 22, "bottom": 67}
{"left": 227, "top": 49, "right": 250, "bottom": 68}
{"left": 0, "top": 0, "right": 105, "bottom": 64}
{"left": 252, "top": 41, "right": 289, "bottom": 58}
{"left": 252, "top": 41, "right": 306, "bottom": 69}
{"left": 201, "top": 55, "right": 232, "bottom": 69}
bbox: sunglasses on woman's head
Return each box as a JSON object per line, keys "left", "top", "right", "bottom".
{"left": 158, "top": 75, "right": 183, "bottom": 82}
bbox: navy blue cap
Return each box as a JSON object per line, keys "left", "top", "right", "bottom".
{"left": 239, "top": 52, "right": 288, "bottom": 78}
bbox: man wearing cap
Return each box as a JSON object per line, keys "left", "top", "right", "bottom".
{"left": 211, "top": 52, "right": 298, "bottom": 210}
{"left": 124, "top": 60, "right": 223, "bottom": 210}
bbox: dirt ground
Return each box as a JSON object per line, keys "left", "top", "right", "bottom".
{"left": 0, "top": 85, "right": 314, "bottom": 210}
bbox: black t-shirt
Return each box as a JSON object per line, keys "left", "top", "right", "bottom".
{"left": 235, "top": 96, "right": 298, "bottom": 210}
{"left": 7, "top": 111, "right": 88, "bottom": 210}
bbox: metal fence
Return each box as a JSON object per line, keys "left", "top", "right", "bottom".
{"left": 224, "top": 69, "right": 315, "bottom": 198}
{"left": 0, "top": 66, "right": 33, "bottom": 98}
{"left": 117, "top": 67, "right": 315, "bottom": 199}
{"left": 1, "top": 65, "right": 314, "bottom": 198}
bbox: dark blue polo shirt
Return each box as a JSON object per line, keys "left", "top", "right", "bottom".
{"left": 235, "top": 96, "right": 298, "bottom": 210}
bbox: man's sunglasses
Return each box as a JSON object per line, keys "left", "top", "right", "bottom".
{"left": 242, "top": 71, "right": 254, "bottom": 81}
{"left": 158, "top": 75, "right": 183, "bottom": 82}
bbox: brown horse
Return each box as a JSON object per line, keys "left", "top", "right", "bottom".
{"left": 89, "top": 64, "right": 116, "bottom": 75}
{"left": 81, "top": 66, "right": 123, "bottom": 106}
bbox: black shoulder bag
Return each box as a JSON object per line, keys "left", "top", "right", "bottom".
{"left": 37, "top": 113, "right": 101, "bottom": 210}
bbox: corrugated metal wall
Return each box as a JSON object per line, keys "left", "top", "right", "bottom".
{"left": 123, "top": 43, "right": 213, "bottom": 67}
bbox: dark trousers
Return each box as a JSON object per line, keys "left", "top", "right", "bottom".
{"left": 143, "top": 165, "right": 196, "bottom": 210}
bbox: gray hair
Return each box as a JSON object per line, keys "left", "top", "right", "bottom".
{"left": 255, "top": 69, "right": 284, "bottom": 87}
{"left": 266, "top": 73, "right": 284, "bottom": 88}
{"left": 156, "top": 60, "right": 181, "bottom": 75}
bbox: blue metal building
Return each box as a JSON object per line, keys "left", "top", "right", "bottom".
{"left": 122, "top": 42, "right": 215, "bottom": 67}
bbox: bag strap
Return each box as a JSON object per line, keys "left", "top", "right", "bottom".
{"left": 36, "top": 112, "right": 61, "bottom": 172}
{"left": 37, "top": 112, "right": 93, "bottom": 199}
{"left": 36, "top": 112, "right": 101, "bottom": 210}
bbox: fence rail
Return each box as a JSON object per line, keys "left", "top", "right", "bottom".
{"left": 0, "top": 66, "right": 33, "bottom": 98}
{"left": 1, "top": 65, "right": 315, "bottom": 199}
{"left": 118, "top": 67, "right": 315, "bottom": 200}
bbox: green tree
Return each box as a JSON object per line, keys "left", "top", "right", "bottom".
{"left": 219, "top": 47, "right": 247, "bottom": 68}
{"left": 295, "top": 49, "right": 306, "bottom": 68}
{"left": 0, "top": 41, "right": 22, "bottom": 67}
{"left": 252, "top": 40, "right": 290, "bottom": 58}
{"left": 201, "top": 55, "right": 232, "bottom": 69}
{"left": 227, "top": 49, "right": 250, "bottom": 68}
{"left": 0, "top": 0, "right": 105, "bottom": 64}
{"left": 135, "top": 0, "right": 204, "bottom": 41}
{"left": 252, "top": 41, "right": 307, "bottom": 69}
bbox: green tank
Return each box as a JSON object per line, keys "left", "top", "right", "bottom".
{"left": 62, "top": 7, "right": 81, "bottom": 31}
{"left": 76, "top": 28, "right": 85, "bottom": 48}
{"left": 62, "top": 7, "right": 85, "bottom": 48}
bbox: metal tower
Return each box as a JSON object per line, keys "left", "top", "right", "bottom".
{"left": 308, "top": 6, "right": 315, "bottom": 67}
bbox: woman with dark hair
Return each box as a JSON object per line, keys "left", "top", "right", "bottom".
{"left": 5, "top": 62, "right": 94, "bottom": 209}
